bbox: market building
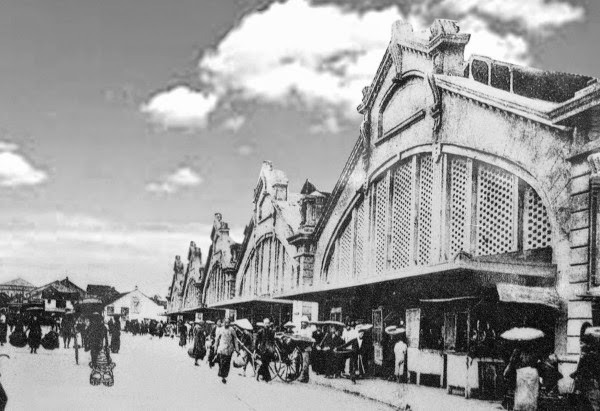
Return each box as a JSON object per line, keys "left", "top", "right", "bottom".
{"left": 205, "top": 162, "right": 321, "bottom": 326}
{"left": 268, "top": 18, "right": 600, "bottom": 399}
{"left": 165, "top": 237, "right": 228, "bottom": 322}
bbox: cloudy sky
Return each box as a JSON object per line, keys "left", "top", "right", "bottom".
{"left": 0, "top": 0, "right": 596, "bottom": 296}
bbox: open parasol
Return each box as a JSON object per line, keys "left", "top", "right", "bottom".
{"left": 356, "top": 324, "right": 373, "bottom": 332}
{"left": 283, "top": 321, "right": 295, "bottom": 328}
{"left": 500, "top": 327, "right": 545, "bottom": 341}
{"left": 385, "top": 325, "right": 405, "bottom": 335}
{"left": 233, "top": 318, "right": 253, "bottom": 331}
{"left": 323, "top": 320, "right": 345, "bottom": 327}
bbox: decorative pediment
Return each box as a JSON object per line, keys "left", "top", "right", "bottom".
{"left": 358, "top": 19, "right": 470, "bottom": 115}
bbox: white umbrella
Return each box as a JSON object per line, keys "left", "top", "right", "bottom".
{"left": 233, "top": 318, "right": 253, "bottom": 331}
{"left": 500, "top": 327, "right": 544, "bottom": 341}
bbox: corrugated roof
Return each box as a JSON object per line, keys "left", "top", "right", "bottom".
{"left": 0, "top": 278, "right": 35, "bottom": 288}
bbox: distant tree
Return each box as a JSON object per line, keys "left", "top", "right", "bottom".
{"left": 150, "top": 294, "right": 167, "bottom": 308}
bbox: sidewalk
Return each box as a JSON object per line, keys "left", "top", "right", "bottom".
{"left": 309, "top": 374, "right": 505, "bottom": 411}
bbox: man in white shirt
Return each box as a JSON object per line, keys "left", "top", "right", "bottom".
{"left": 298, "top": 316, "right": 312, "bottom": 383}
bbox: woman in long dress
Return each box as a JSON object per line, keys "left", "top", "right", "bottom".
{"left": 27, "top": 316, "right": 42, "bottom": 354}
{"left": 110, "top": 317, "right": 121, "bottom": 354}
{"left": 193, "top": 322, "right": 206, "bottom": 366}
{"left": 178, "top": 322, "right": 187, "bottom": 347}
{"left": 0, "top": 311, "right": 7, "bottom": 346}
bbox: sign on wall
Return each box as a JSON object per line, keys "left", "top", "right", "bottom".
{"left": 406, "top": 308, "right": 421, "bottom": 348}
{"left": 131, "top": 295, "right": 141, "bottom": 314}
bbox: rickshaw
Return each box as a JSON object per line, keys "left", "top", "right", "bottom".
{"left": 231, "top": 319, "right": 314, "bottom": 383}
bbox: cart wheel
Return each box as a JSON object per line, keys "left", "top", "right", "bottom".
{"left": 275, "top": 347, "right": 302, "bottom": 383}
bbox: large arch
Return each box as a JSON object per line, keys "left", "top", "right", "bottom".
{"left": 320, "top": 147, "right": 554, "bottom": 284}
{"left": 236, "top": 233, "right": 295, "bottom": 298}
{"left": 203, "top": 262, "right": 227, "bottom": 306}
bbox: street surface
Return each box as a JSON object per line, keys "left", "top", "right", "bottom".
{"left": 0, "top": 330, "right": 395, "bottom": 411}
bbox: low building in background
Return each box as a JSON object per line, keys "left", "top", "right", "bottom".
{"left": 86, "top": 284, "right": 121, "bottom": 305}
{"left": 26, "top": 277, "right": 86, "bottom": 313}
{"left": 104, "top": 286, "right": 165, "bottom": 324}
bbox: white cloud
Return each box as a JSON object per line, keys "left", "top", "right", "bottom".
{"left": 460, "top": 16, "right": 529, "bottom": 65}
{"left": 236, "top": 144, "right": 255, "bottom": 156}
{"left": 146, "top": 167, "right": 203, "bottom": 194}
{"left": 439, "top": 0, "right": 584, "bottom": 31}
{"left": 144, "top": 0, "right": 584, "bottom": 130}
{"left": 309, "top": 113, "right": 342, "bottom": 134}
{"left": 222, "top": 115, "right": 246, "bottom": 132}
{"left": 140, "top": 86, "right": 218, "bottom": 129}
{"left": 0, "top": 142, "right": 47, "bottom": 187}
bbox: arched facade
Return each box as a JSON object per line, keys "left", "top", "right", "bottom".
{"left": 204, "top": 263, "right": 227, "bottom": 306}
{"left": 238, "top": 233, "right": 296, "bottom": 298}
{"left": 321, "top": 150, "right": 553, "bottom": 285}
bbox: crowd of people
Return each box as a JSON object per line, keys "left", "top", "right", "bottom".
{"left": 169, "top": 315, "right": 405, "bottom": 387}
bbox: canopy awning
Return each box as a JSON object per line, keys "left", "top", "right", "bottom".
{"left": 420, "top": 296, "right": 479, "bottom": 303}
{"left": 278, "top": 256, "right": 556, "bottom": 302}
{"left": 167, "top": 306, "right": 225, "bottom": 315}
{"left": 496, "top": 283, "right": 560, "bottom": 310}
{"left": 208, "top": 296, "right": 294, "bottom": 309}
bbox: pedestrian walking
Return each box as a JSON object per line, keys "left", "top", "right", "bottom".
{"left": 256, "top": 318, "right": 276, "bottom": 382}
{"left": 87, "top": 313, "right": 109, "bottom": 367}
{"left": 110, "top": 316, "right": 121, "bottom": 354}
{"left": 386, "top": 326, "right": 407, "bottom": 383}
{"left": 208, "top": 319, "right": 223, "bottom": 367}
{"left": 26, "top": 315, "right": 42, "bottom": 354}
{"left": 298, "top": 316, "right": 312, "bottom": 383}
{"left": 61, "top": 313, "right": 74, "bottom": 349}
{"left": 0, "top": 311, "right": 7, "bottom": 347}
{"left": 572, "top": 323, "right": 600, "bottom": 410}
{"left": 214, "top": 318, "right": 238, "bottom": 383}
{"left": 178, "top": 321, "right": 187, "bottom": 348}
{"left": 192, "top": 321, "right": 206, "bottom": 366}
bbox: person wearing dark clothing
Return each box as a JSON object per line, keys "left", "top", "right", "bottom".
{"left": 61, "top": 315, "right": 74, "bottom": 349}
{"left": 192, "top": 323, "right": 206, "bottom": 366}
{"left": 572, "top": 329, "right": 600, "bottom": 411}
{"left": 256, "top": 319, "right": 276, "bottom": 382}
{"left": 110, "top": 317, "right": 121, "bottom": 354}
{"left": 178, "top": 322, "right": 187, "bottom": 348}
{"left": 331, "top": 329, "right": 345, "bottom": 378}
{"left": 87, "top": 313, "right": 109, "bottom": 367}
{"left": 338, "top": 328, "right": 372, "bottom": 382}
{"left": 312, "top": 326, "right": 325, "bottom": 375}
{"left": 0, "top": 313, "right": 7, "bottom": 346}
{"left": 27, "top": 316, "right": 42, "bottom": 354}
{"left": 317, "top": 326, "right": 338, "bottom": 378}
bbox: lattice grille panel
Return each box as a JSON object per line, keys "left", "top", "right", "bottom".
{"left": 354, "top": 201, "right": 365, "bottom": 277}
{"left": 449, "top": 157, "right": 469, "bottom": 256}
{"left": 476, "top": 163, "right": 517, "bottom": 256}
{"left": 417, "top": 155, "right": 433, "bottom": 265}
{"left": 339, "top": 221, "right": 352, "bottom": 279}
{"left": 391, "top": 161, "right": 413, "bottom": 269}
{"left": 374, "top": 175, "right": 389, "bottom": 275}
{"left": 524, "top": 187, "right": 551, "bottom": 250}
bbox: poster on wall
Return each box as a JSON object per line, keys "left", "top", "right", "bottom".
{"left": 195, "top": 312, "right": 204, "bottom": 322}
{"left": 131, "top": 295, "right": 141, "bottom": 314}
{"left": 406, "top": 308, "right": 421, "bottom": 348}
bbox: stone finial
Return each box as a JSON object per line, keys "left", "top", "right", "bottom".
{"left": 429, "top": 19, "right": 460, "bottom": 38}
